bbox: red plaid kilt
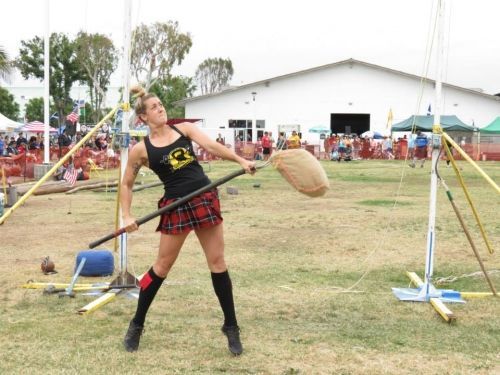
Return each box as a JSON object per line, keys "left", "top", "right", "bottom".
{"left": 156, "top": 189, "right": 223, "bottom": 235}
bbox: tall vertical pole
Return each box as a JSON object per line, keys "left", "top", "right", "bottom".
{"left": 43, "top": 0, "right": 50, "bottom": 163}
{"left": 420, "top": 0, "right": 445, "bottom": 300}
{"left": 252, "top": 92, "right": 257, "bottom": 143}
{"left": 118, "top": 0, "right": 132, "bottom": 278}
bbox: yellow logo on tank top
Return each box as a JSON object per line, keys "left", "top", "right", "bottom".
{"left": 165, "top": 147, "right": 194, "bottom": 171}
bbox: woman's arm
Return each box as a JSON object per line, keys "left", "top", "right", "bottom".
{"left": 179, "top": 123, "right": 256, "bottom": 174}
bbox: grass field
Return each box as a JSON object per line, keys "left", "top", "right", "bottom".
{"left": 1, "top": 159, "right": 499, "bottom": 374}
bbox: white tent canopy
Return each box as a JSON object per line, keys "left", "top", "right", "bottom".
{"left": 0, "top": 112, "right": 24, "bottom": 132}
{"left": 21, "top": 121, "right": 58, "bottom": 133}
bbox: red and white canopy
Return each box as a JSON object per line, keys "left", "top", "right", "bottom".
{"left": 21, "top": 121, "right": 58, "bottom": 133}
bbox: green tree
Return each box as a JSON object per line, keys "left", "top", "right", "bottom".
{"left": 24, "top": 97, "right": 59, "bottom": 125}
{"left": 0, "top": 86, "right": 19, "bottom": 119}
{"left": 15, "top": 33, "right": 83, "bottom": 125}
{"left": 149, "top": 75, "right": 196, "bottom": 119}
{"left": 24, "top": 97, "right": 44, "bottom": 122}
{"left": 0, "top": 46, "right": 12, "bottom": 83}
{"left": 75, "top": 32, "right": 118, "bottom": 123}
{"left": 195, "top": 57, "right": 233, "bottom": 95}
{"left": 131, "top": 21, "right": 192, "bottom": 90}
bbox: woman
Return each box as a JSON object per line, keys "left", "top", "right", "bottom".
{"left": 121, "top": 86, "right": 255, "bottom": 355}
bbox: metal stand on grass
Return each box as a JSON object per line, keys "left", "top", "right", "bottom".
{"left": 392, "top": 0, "right": 497, "bottom": 321}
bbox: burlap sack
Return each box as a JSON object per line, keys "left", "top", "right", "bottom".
{"left": 269, "top": 149, "right": 330, "bottom": 197}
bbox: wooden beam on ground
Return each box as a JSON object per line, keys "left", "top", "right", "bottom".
{"left": 66, "top": 180, "right": 119, "bottom": 194}
{"left": 406, "top": 271, "right": 456, "bottom": 322}
{"left": 406, "top": 271, "right": 424, "bottom": 287}
{"left": 22, "top": 282, "right": 106, "bottom": 289}
{"left": 16, "top": 179, "right": 108, "bottom": 196}
{"left": 430, "top": 297, "right": 457, "bottom": 323}
{"left": 77, "top": 288, "right": 122, "bottom": 315}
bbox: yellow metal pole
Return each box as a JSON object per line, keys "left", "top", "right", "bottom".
{"left": 441, "top": 132, "right": 499, "bottom": 194}
{"left": 0, "top": 106, "right": 119, "bottom": 225}
{"left": 440, "top": 178, "right": 497, "bottom": 296}
{"left": 461, "top": 292, "right": 496, "bottom": 299}
{"left": 442, "top": 140, "right": 495, "bottom": 255}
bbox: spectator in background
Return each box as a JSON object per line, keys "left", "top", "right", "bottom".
{"left": 16, "top": 132, "right": 28, "bottom": 147}
{"left": 95, "top": 134, "right": 108, "bottom": 150}
{"left": 323, "top": 134, "right": 331, "bottom": 160}
{"left": 0, "top": 135, "right": 4, "bottom": 156}
{"left": 261, "top": 131, "right": 272, "bottom": 160}
{"left": 287, "top": 130, "right": 301, "bottom": 149}
{"left": 408, "top": 133, "right": 416, "bottom": 161}
{"left": 58, "top": 130, "right": 71, "bottom": 148}
{"left": 216, "top": 133, "right": 225, "bottom": 145}
{"left": 28, "top": 136, "right": 39, "bottom": 150}
{"left": 410, "top": 131, "right": 429, "bottom": 168}
{"left": 382, "top": 136, "right": 394, "bottom": 160}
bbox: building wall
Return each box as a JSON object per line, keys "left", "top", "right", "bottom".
{"left": 184, "top": 62, "right": 500, "bottom": 144}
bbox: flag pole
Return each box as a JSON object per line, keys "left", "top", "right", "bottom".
{"left": 110, "top": 0, "right": 136, "bottom": 286}
{"left": 43, "top": 0, "right": 50, "bottom": 164}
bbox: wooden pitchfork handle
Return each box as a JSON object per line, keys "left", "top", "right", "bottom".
{"left": 89, "top": 168, "right": 249, "bottom": 249}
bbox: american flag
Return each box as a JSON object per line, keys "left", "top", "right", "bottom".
{"left": 64, "top": 166, "right": 78, "bottom": 186}
{"left": 66, "top": 103, "right": 80, "bottom": 123}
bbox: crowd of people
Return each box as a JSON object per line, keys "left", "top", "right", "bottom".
{"left": 230, "top": 131, "right": 429, "bottom": 162}
{"left": 0, "top": 128, "right": 119, "bottom": 178}
{"left": 1, "top": 127, "right": 442, "bottom": 179}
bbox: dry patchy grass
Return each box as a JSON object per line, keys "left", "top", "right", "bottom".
{"left": 1, "top": 159, "right": 499, "bottom": 374}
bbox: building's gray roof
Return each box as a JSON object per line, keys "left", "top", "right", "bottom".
{"left": 175, "top": 58, "right": 500, "bottom": 106}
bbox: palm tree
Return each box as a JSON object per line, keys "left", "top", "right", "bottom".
{"left": 0, "top": 46, "right": 12, "bottom": 83}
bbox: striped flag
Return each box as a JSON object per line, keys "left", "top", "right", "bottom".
{"left": 66, "top": 112, "right": 79, "bottom": 123}
{"left": 64, "top": 166, "right": 78, "bottom": 186}
{"left": 66, "top": 102, "right": 80, "bottom": 123}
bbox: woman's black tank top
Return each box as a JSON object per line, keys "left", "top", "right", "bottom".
{"left": 144, "top": 126, "right": 210, "bottom": 198}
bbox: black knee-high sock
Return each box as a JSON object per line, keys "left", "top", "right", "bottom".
{"left": 133, "top": 267, "right": 165, "bottom": 326}
{"left": 211, "top": 270, "right": 238, "bottom": 327}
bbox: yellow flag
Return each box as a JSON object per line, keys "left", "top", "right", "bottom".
{"left": 386, "top": 108, "right": 393, "bottom": 130}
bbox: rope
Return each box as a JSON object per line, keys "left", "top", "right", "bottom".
{"left": 435, "top": 270, "right": 500, "bottom": 285}
{"left": 337, "top": 2, "right": 441, "bottom": 293}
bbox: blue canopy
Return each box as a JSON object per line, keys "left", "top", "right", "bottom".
{"left": 391, "top": 115, "right": 474, "bottom": 132}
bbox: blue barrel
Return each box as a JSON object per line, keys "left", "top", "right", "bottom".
{"left": 76, "top": 250, "right": 114, "bottom": 276}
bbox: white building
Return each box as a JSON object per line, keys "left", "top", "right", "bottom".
{"left": 175, "top": 58, "right": 500, "bottom": 144}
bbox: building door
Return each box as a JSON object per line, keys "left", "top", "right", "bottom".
{"left": 330, "top": 113, "right": 370, "bottom": 135}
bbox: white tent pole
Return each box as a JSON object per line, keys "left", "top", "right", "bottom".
{"left": 118, "top": 0, "right": 132, "bottom": 275}
{"left": 421, "top": 0, "right": 445, "bottom": 300}
{"left": 43, "top": 0, "right": 50, "bottom": 163}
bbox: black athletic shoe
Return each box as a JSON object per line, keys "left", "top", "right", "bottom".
{"left": 124, "top": 320, "right": 144, "bottom": 352}
{"left": 221, "top": 325, "right": 243, "bottom": 355}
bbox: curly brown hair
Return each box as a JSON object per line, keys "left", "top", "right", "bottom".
{"left": 130, "top": 85, "right": 158, "bottom": 116}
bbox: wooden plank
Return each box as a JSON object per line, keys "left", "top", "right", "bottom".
{"left": 406, "top": 271, "right": 424, "bottom": 287}
{"left": 430, "top": 297, "right": 456, "bottom": 323}
{"left": 77, "top": 289, "right": 122, "bottom": 315}
{"left": 22, "top": 282, "right": 107, "bottom": 289}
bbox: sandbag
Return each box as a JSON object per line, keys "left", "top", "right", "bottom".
{"left": 76, "top": 250, "right": 114, "bottom": 276}
{"left": 269, "top": 149, "right": 330, "bottom": 197}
